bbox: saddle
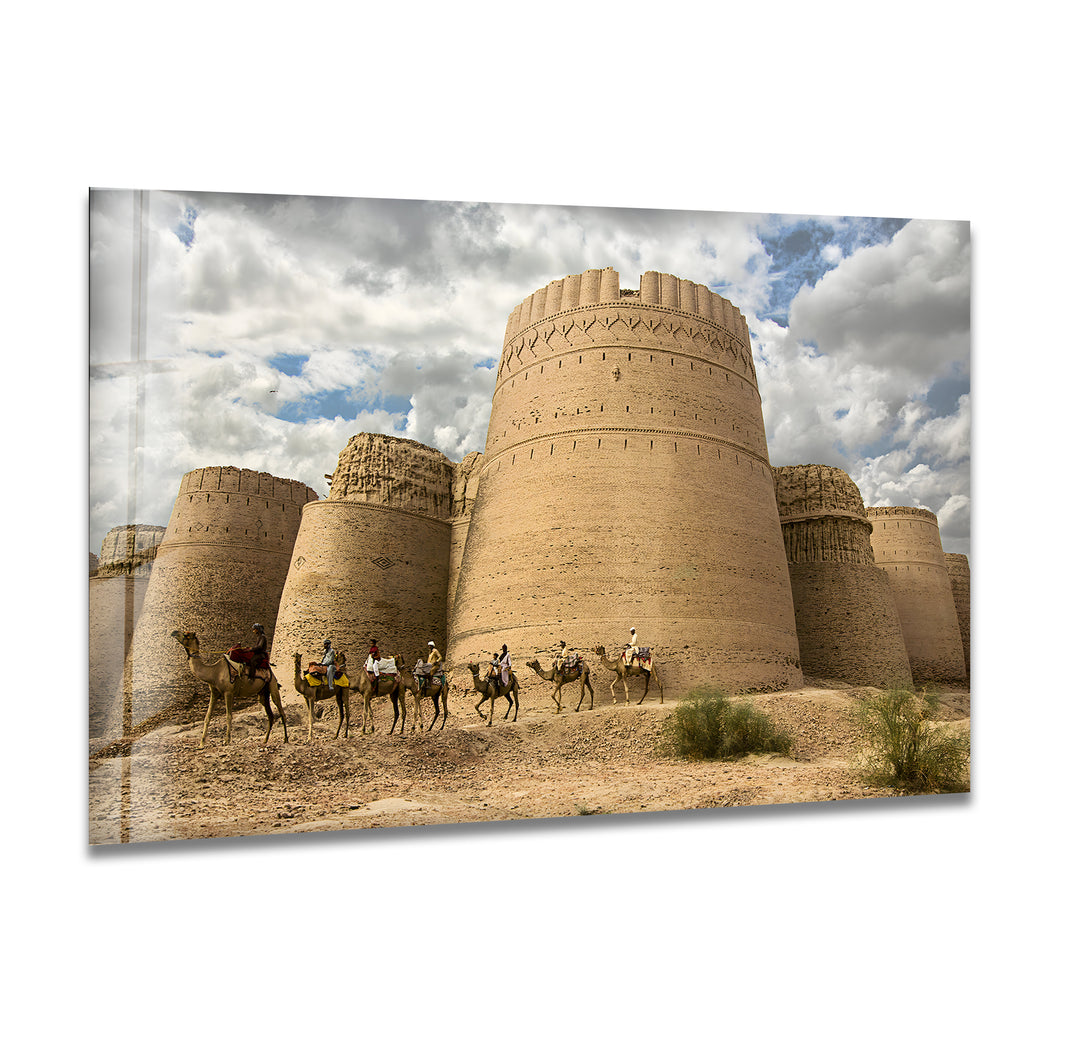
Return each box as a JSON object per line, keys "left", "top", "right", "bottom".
{"left": 555, "top": 653, "right": 582, "bottom": 673}
{"left": 414, "top": 660, "right": 446, "bottom": 688}
{"left": 622, "top": 646, "right": 652, "bottom": 669}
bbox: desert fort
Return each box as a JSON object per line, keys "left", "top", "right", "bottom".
{"left": 90, "top": 268, "right": 969, "bottom": 745}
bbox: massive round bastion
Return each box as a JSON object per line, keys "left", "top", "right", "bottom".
{"left": 447, "top": 268, "right": 803, "bottom": 693}
{"left": 101, "top": 467, "right": 318, "bottom": 737}
{"left": 867, "top": 506, "right": 967, "bottom": 683}
{"left": 773, "top": 464, "right": 912, "bottom": 687}
{"left": 272, "top": 433, "right": 480, "bottom": 675}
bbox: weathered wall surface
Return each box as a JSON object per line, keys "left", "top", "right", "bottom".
{"left": 448, "top": 451, "right": 483, "bottom": 621}
{"left": 102, "top": 467, "right": 317, "bottom": 736}
{"left": 273, "top": 434, "right": 453, "bottom": 682}
{"left": 448, "top": 269, "right": 802, "bottom": 694}
{"left": 867, "top": 507, "right": 967, "bottom": 683}
{"left": 946, "top": 553, "right": 971, "bottom": 678}
{"left": 774, "top": 465, "right": 912, "bottom": 687}
{"left": 93, "top": 524, "right": 166, "bottom": 578}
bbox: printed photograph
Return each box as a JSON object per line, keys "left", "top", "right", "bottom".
{"left": 88, "top": 190, "right": 971, "bottom": 844}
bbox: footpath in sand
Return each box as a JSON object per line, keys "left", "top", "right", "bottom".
{"left": 88, "top": 681, "right": 971, "bottom": 845}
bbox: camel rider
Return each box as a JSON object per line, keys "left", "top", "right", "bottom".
{"left": 427, "top": 640, "right": 442, "bottom": 667}
{"left": 250, "top": 623, "right": 268, "bottom": 680}
{"left": 626, "top": 627, "right": 639, "bottom": 666}
{"left": 368, "top": 638, "right": 381, "bottom": 685}
{"left": 555, "top": 640, "right": 567, "bottom": 672}
{"left": 497, "top": 644, "right": 512, "bottom": 690}
{"left": 321, "top": 639, "right": 336, "bottom": 687}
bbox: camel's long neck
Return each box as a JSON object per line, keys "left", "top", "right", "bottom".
{"left": 186, "top": 651, "right": 216, "bottom": 683}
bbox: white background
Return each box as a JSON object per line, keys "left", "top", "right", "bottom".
{"left": 5, "top": 5, "right": 1075, "bottom": 1040}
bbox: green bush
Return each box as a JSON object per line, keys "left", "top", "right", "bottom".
{"left": 659, "top": 688, "right": 793, "bottom": 761}
{"left": 855, "top": 688, "right": 970, "bottom": 794}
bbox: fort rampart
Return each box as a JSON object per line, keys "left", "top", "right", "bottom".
{"left": 867, "top": 507, "right": 967, "bottom": 683}
{"left": 774, "top": 465, "right": 912, "bottom": 687}
{"left": 448, "top": 269, "right": 802, "bottom": 693}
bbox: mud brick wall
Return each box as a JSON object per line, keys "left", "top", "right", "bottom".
{"left": 273, "top": 433, "right": 455, "bottom": 690}
{"left": 868, "top": 507, "right": 967, "bottom": 683}
{"left": 774, "top": 464, "right": 912, "bottom": 687}
{"left": 448, "top": 269, "right": 802, "bottom": 695}
{"left": 448, "top": 450, "right": 483, "bottom": 621}
{"left": 101, "top": 467, "right": 317, "bottom": 736}
{"left": 946, "top": 552, "right": 971, "bottom": 678}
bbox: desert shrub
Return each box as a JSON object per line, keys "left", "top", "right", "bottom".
{"left": 855, "top": 688, "right": 970, "bottom": 794}
{"left": 659, "top": 688, "right": 793, "bottom": 761}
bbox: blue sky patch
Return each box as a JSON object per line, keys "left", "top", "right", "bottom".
{"left": 759, "top": 217, "right": 909, "bottom": 325}
{"left": 269, "top": 353, "right": 307, "bottom": 376}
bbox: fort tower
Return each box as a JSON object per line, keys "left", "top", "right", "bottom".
{"left": 867, "top": 506, "right": 966, "bottom": 683}
{"left": 774, "top": 465, "right": 912, "bottom": 687}
{"left": 102, "top": 467, "right": 317, "bottom": 736}
{"left": 447, "top": 268, "right": 802, "bottom": 693}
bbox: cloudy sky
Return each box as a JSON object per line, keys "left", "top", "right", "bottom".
{"left": 89, "top": 190, "right": 970, "bottom": 556}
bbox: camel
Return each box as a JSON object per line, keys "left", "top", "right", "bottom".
{"left": 170, "top": 630, "right": 289, "bottom": 747}
{"left": 357, "top": 658, "right": 407, "bottom": 735}
{"left": 525, "top": 656, "right": 594, "bottom": 713}
{"left": 465, "top": 662, "right": 519, "bottom": 726}
{"left": 395, "top": 655, "right": 452, "bottom": 731}
{"left": 592, "top": 645, "right": 664, "bottom": 705}
{"left": 292, "top": 653, "right": 350, "bottom": 741}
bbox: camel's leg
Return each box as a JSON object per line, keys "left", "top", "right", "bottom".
{"left": 622, "top": 677, "right": 630, "bottom": 705}
{"left": 307, "top": 695, "right": 315, "bottom": 742}
{"left": 551, "top": 684, "right": 562, "bottom": 714}
{"left": 200, "top": 686, "right": 217, "bottom": 748}
{"left": 637, "top": 672, "right": 649, "bottom": 705}
{"left": 224, "top": 688, "right": 233, "bottom": 746}
{"left": 511, "top": 690, "right": 518, "bottom": 722}
{"left": 342, "top": 689, "right": 350, "bottom": 738}
{"left": 475, "top": 696, "right": 486, "bottom": 720}
{"left": 576, "top": 677, "right": 592, "bottom": 713}
{"left": 436, "top": 692, "right": 447, "bottom": 730}
{"left": 260, "top": 689, "right": 273, "bottom": 744}
{"left": 270, "top": 683, "right": 289, "bottom": 743}
{"left": 333, "top": 693, "right": 344, "bottom": 739}
{"left": 610, "top": 676, "right": 618, "bottom": 705}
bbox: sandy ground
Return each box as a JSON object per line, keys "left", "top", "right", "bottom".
{"left": 88, "top": 675, "right": 970, "bottom": 845}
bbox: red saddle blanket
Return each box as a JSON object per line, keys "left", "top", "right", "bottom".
{"left": 307, "top": 663, "right": 327, "bottom": 676}
{"left": 229, "top": 646, "right": 253, "bottom": 664}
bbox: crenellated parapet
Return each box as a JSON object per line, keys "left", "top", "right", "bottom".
{"left": 498, "top": 269, "right": 755, "bottom": 389}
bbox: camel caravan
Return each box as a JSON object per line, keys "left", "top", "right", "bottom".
{"left": 170, "top": 626, "right": 661, "bottom": 746}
